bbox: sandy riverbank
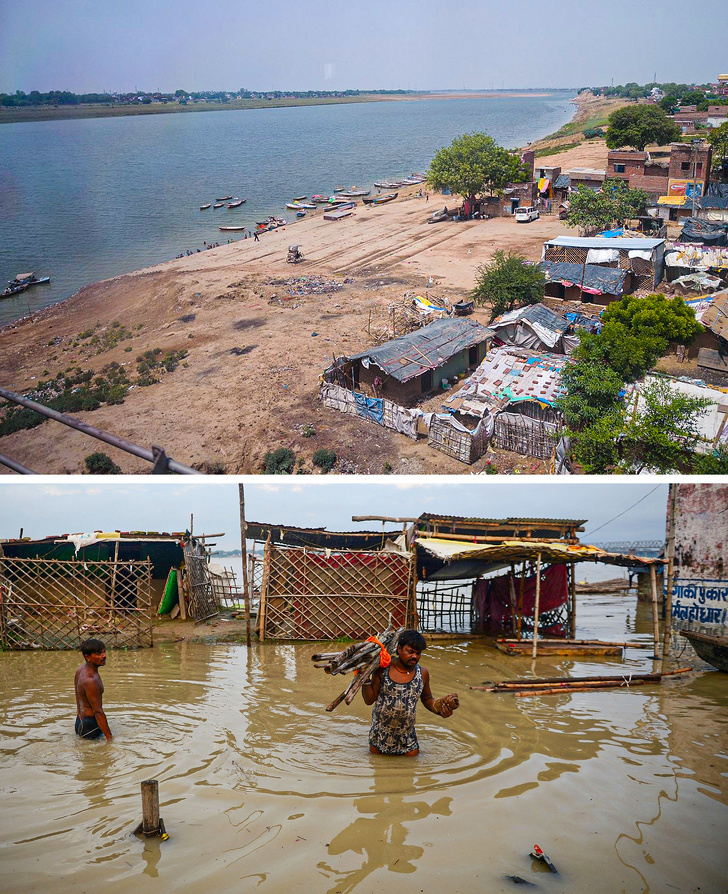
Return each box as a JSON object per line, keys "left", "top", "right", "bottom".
{"left": 0, "top": 96, "right": 621, "bottom": 476}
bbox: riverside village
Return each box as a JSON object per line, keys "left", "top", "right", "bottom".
{"left": 2, "top": 80, "right": 728, "bottom": 474}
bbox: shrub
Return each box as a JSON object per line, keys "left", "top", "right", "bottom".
{"left": 84, "top": 452, "right": 122, "bottom": 474}
{"left": 312, "top": 448, "right": 337, "bottom": 473}
{"left": 263, "top": 447, "right": 296, "bottom": 474}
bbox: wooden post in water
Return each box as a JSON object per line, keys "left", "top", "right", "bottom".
{"left": 176, "top": 564, "right": 187, "bottom": 620}
{"left": 238, "top": 484, "right": 252, "bottom": 648}
{"left": 569, "top": 563, "right": 577, "bottom": 639}
{"left": 662, "top": 484, "right": 677, "bottom": 667}
{"left": 133, "top": 779, "right": 168, "bottom": 839}
{"left": 532, "top": 552, "right": 542, "bottom": 659}
{"left": 649, "top": 564, "right": 660, "bottom": 658}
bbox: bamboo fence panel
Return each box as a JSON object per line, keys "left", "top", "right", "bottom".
{"left": 492, "top": 412, "right": 561, "bottom": 459}
{"left": 0, "top": 556, "right": 153, "bottom": 650}
{"left": 418, "top": 580, "right": 474, "bottom": 633}
{"left": 182, "top": 547, "right": 219, "bottom": 621}
{"left": 261, "top": 545, "right": 414, "bottom": 640}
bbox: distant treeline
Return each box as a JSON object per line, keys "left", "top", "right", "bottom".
{"left": 0, "top": 87, "right": 414, "bottom": 108}
{"left": 211, "top": 550, "right": 242, "bottom": 558}
{"left": 582, "top": 82, "right": 728, "bottom": 112}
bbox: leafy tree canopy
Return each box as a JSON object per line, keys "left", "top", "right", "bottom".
{"left": 605, "top": 105, "right": 681, "bottom": 151}
{"left": 708, "top": 121, "right": 728, "bottom": 163}
{"left": 471, "top": 250, "right": 545, "bottom": 320}
{"left": 566, "top": 178, "right": 649, "bottom": 232}
{"left": 427, "top": 132, "right": 526, "bottom": 200}
{"left": 601, "top": 292, "right": 702, "bottom": 346}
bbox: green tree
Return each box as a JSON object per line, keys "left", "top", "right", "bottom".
{"left": 427, "top": 132, "right": 526, "bottom": 203}
{"left": 566, "top": 178, "right": 649, "bottom": 232}
{"left": 471, "top": 250, "right": 545, "bottom": 320}
{"left": 558, "top": 360, "right": 623, "bottom": 431}
{"left": 605, "top": 105, "right": 681, "bottom": 151}
{"left": 708, "top": 121, "right": 728, "bottom": 167}
{"left": 660, "top": 94, "right": 679, "bottom": 114}
{"left": 602, "top": 292, "right": 702, "bottom": 345}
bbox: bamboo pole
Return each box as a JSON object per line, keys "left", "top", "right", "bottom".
{"left": 258, "top": 534, "right": 271, "bottom": 642}
{"left": 516, "top": 562, "right": 525, "bottom": 641}
{"left": 649, "top": 564, "right": 660, "bottom": 658}
{"left": 508, "top": 566, "right": 517, "bottom": 636}
{"left": 569, "top": 562, "right": 577, "bottom": 638}
{"left": 472, "top": 667, "right": 692, "bottom": 692}
{"left": 238, "top": 484, "right": 252, "bottom": 648}
{"left": 532, "top": 552, "right": 542, "bottom": 659}
{"left": 176, "top": 565, "right": 187, "bottom": 620}
{"left": 662, "top": 484, "right": 677, "bottom": 667}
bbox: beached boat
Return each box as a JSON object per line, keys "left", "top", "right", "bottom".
{"left": 363, "top": 192, "right": 398, "bottom": 205}
{"left": 293, "top": 195, "right": 307, "bottom": 201}
{"left": 427, "top": 209, "right": 451, "bottom": 224}
{"left": 200, "top": 203, "right": 211, "bottom": 210}
{"left": 227, "top": 199, "right": 246, "bottom": 208}
{"left": 286, "top": 201, "right": 316, "bottom": 210}
{"left": 340, "top": 188, "right": 370, "bottom": 197}
{"left": 680, "top": 630, "right": 728, "bottom": 671}
{"left": 374, "top": 180, "right": 401, "bottom": 189}
{"left": 324, "top": 207, "right": 354, "bottom": 221}
{"left": 217, "top": 195, "right": 233, "bottom": 201}
{"left": 296, "top": 211, "right": 306, "bottom": 218}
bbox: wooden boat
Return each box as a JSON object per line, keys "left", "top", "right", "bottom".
{"left": 1, "top": 281, "right": 30, "bottom": 299}
{"left": 11, "top": 272, "right": 51, "bottom": 287}
{"left": 323, "top": 207, "right": 354, "bottom": 221}
{"left": 219, "top": 225, "right": 248, "bottom": 231}
{"left": 217, "top": 195, "right": 233, "bottom": 201}
{"left": 293, "top": 195, "right": 307, "bottom": 201}
{"left": 200, "top": 203, "right": 211, "bottom": 210}
{"left": 680, "top": 630, "right": 728, "bottom": 671}
{"left": 286, "top": 201, "right": 316, "bottom": 210}
{"left": 213, "top": 202, "right": 225, "bottom": 208}
{"left": 363, "top": 192, "right": 398, "bottom": 205}
{"left": 340, "top": 188, "right": 370, "bottom": 197}
{"left": 296, "top": 210, "right": 306, "bottom": 218}
{"left": 227, "top": 198, "right": 246, "bottom": 208}
{"left": 427, "top": 209, "right": 450, "bottom": 224}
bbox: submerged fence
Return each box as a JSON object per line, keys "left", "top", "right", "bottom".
{"left": 0, "top": 556, "right": 153, "bottom": 650}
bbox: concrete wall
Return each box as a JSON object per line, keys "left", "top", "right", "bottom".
{"left": 671, "top": 483, "right": 728, "bottom": 630}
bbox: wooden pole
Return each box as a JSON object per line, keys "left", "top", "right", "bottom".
{"left": 508, "top": 566, "right": 517, "bottom": 635}
{"left": 662, "top": 484, "right": 677, "bottom": 667}
{"left": 238, "top": 484, "right": 252, "bottom": 648}
{"left": 649, "top": 564, "right": 660, "bottom": 658}
{"left": 569, "top": 563, "right": 577, "bottom": 638}
{"left": 176, "top": 565, "right": 187, "bottom": 620}
{"left": 516, "top": 562, "right": 526, "bottom": 641}
{"left": 532, "top": 552, "right": 542, "bottom": 659}
{"left": 259, "top": 534, "right": 271, "bottom": 643}
{"left": 141, "top": 779, "right": 160, "bottom": 833}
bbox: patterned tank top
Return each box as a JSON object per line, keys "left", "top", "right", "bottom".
{"left": 369, "top": 664, "right": 424, "bottom": 755}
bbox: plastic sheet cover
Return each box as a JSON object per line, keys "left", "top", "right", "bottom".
{"left": 680, "top": 217, "right": 728, "bottom": 247}
{"left": 541, "top": 261, "right": 627, "bottom": 296}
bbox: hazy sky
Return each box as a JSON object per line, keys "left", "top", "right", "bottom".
{"left": 0, "top": 479, "right": 669, "bottom": 551}
{"left": 1, "top": 0, "right": 726, "bottom": 94}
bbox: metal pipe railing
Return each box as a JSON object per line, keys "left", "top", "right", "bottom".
{"left": 0, "top": 387, "right": 201, "bottom": 475}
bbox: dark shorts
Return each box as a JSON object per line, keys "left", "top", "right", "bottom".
{"left": 75, "top": 716, "right": 103, "bottom": 739}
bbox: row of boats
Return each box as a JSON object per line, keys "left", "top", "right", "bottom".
{"left": 1, "top": 272, "right": 51, "bottom": 300}
{"left": 200, "top": 196, "right": 246, "bottom": 210}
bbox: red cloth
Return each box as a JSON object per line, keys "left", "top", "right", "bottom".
{"left": 473, "top": 564, "right": 568, "bottom": 636}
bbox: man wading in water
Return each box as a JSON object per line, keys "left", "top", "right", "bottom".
{"left": 362, "top": 629, "right": 458, "bottom": 756}
{"left": 74, "top": 638, "right": 113, "bottom": 741}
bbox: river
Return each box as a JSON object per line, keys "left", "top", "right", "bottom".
{"left": 1, "top": 591, "right": 726, "bottom": 894}
{"left": 0, "top": 93, "right": 576, "bottom": 326}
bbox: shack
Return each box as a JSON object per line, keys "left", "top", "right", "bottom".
{"left": 488, "top": 303, "right": 579, "bottom": 354}
{"left": 430, "top": 346, "right": 571, "bottom": 462}
{"left": 542, "top": 235, "right": 666, "bottom": 292}
{"left": 246, "top": 522, "right": 416, "bottom": 641}
{"left": 542, "top": 260, "right": 629, "bottom": 303}
{"left": 0, "top": 530, "right": 223, "bottom": 649}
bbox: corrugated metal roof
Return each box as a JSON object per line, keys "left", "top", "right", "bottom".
{"left": 553, "top": 174, "right": 571, "bottom": 189}
{"left": 348, "top": 318, "right": 494, "bottom": 383}
{"left": 545, "top": 236, "right": 664, "bottom": 250}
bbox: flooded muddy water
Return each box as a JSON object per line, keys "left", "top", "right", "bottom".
{"left": 1, "top": 593, "right": 727, "bottom": 894}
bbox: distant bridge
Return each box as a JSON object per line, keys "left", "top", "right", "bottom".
{"left": 590, "top": 540, "right": 664, "bottom": 558}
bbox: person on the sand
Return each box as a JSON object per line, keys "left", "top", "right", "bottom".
{"left": 362, "top": 629, "right": 458, "bottom": 756}
{"left": 74, "top": 638, "right": 112, "bottom": 741}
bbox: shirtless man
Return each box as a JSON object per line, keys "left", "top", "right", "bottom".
{"left": 362, "top": 629, "right": 458, "bottom": 756}
{"left": 74, "top": 638, "right": 112, "bottom": 741}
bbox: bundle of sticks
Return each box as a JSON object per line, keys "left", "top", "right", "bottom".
{"left": 311, "top": 625, "right": 404, "bottom": 712}
{"left": 471, "top": 667, "right": 692, "bottom": 697}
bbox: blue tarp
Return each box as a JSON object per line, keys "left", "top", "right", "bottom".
{"left": 354, "top": 392, "right": 384, "bottom": 424}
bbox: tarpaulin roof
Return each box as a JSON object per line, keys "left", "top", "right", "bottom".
{"left": 680, "top": 217, "right": 728, "bottom": 247}
{"left": 245, "top": 522, "right": 402, "bottom": 551}
{"left": 544, "top": 236, "right": 664, "bottom": 251}
{"left": 706, "top": 183, "right": 728, "bottom": 198}
{"left": 489, "top": 303, "right": 572, "bottom": 351}
{"left": 347, "top": 318, "right": 494, "bottom": 383}
{"left": 698, "top": 196, "right": 728, "bottom": 210}
{"left": 542, "top": 261, "right": 628, "bottom": 296}
{"left": 416, "top": 537, "right": 662, "bottom": 569}
{"left": 441, "top": 346, "right": 571, "bottom": 417}
{"left": 553, "top": 174, "right": 571, "bottom": 189}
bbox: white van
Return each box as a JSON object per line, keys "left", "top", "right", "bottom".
{"left": 515, "top": 205, "right": 540, "bottom": 223}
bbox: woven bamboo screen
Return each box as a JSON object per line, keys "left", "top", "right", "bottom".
{"left": 0, "top": 557, "right": 153, "bottom": 650}
{"left": 493, "top": 413, "right": 561, "bottom": 459}
{"left": 261, "top": 545, "right": 414, "bottom": 640}
{"left": 183, "top": 548, "right": 219, "bottom": 621}
{"left": 427, "top": 415, "right": 489, "bottom": 464}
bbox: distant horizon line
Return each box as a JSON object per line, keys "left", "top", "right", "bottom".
{"left": 1, "top": 86, "right": 581, "bottom": 96}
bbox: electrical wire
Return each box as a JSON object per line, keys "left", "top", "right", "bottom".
{"left": 583, "top": 484, "right": 664, "bottom": 539}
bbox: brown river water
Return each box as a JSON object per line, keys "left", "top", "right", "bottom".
{"left": 1, "top": 594, "right": 727, "bottom": 894}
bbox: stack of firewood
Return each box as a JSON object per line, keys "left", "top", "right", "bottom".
{"left": 312, "top": 626, "right": 404, "bottom": 711}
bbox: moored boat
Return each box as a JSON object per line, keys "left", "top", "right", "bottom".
{"left": 10, "top": 272, "right": 51, "bottom": 288}
{"left": 680, "top": 630, "right": 728, "bottom": 671}
{"left": 219, "top": 225, "right": 248, "bottom": 231}
{"left": 213, "top": 202, "right": 225, "bottom": 208}
{"left": 217, "top": 195, "right": 233, "bottom": 201}
{"left": 286, "top": 201, "right": 316, "bottom": 210}
{"left": 293, "top": 195, "right": 307, "bottom": 201}
{"left": 1, "top": 281, "right": 30, "bottom": 299}
{"left": 227, "top": 198, "right": 246, "bottom": 208}
{"left": 340, "top": 188, "right": 370, "bottom": 197}
{"left": 200, "top": 203, "right": 211, "bottom": 210}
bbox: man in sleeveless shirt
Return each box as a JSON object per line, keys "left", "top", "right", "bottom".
{"left": 74, "top": 638, "right": 113, "bottom": 741}
{"left": 362, "top": 629, "right": 458, "bottom": 756}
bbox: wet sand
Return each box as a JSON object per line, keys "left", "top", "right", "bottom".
{"left": 0, "top": 95, "right": 619, "bottom": 476}
{"left": 1, "top": 593, "right": 727, "bottom": 894}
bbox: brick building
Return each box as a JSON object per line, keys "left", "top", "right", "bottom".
{"left": 607, "top": 150, "right": 669, "bottom": 196}
{"left": 607, "top": 142, "right": 712, "bottom": 199}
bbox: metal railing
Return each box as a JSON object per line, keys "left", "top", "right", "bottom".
{"left": 0, "top": 387, "right": 201, "bottom": 475}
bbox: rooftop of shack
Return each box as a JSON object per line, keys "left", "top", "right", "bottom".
{"left": 544, "top": 236, "right": 665, "bottom": 251}
{"left": 245, "top": 522, "right": 402, "bottom": 551}
{"left": 542, "top": 261, "right": 628, "bottom": 296}
{"left": 346, "top": 317, "right": 494, "bottom": 383}
{"left": 490, "top": 302, "right": 571, "bottom": 336}
{"left": 441, "top": 346, "right": 571, "bottom": 418}
{"left": 416, "top": 514, "right": 585, "bottom": 539}
{"left": 699, "top": 289, "right": 728, "bottom": 339}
